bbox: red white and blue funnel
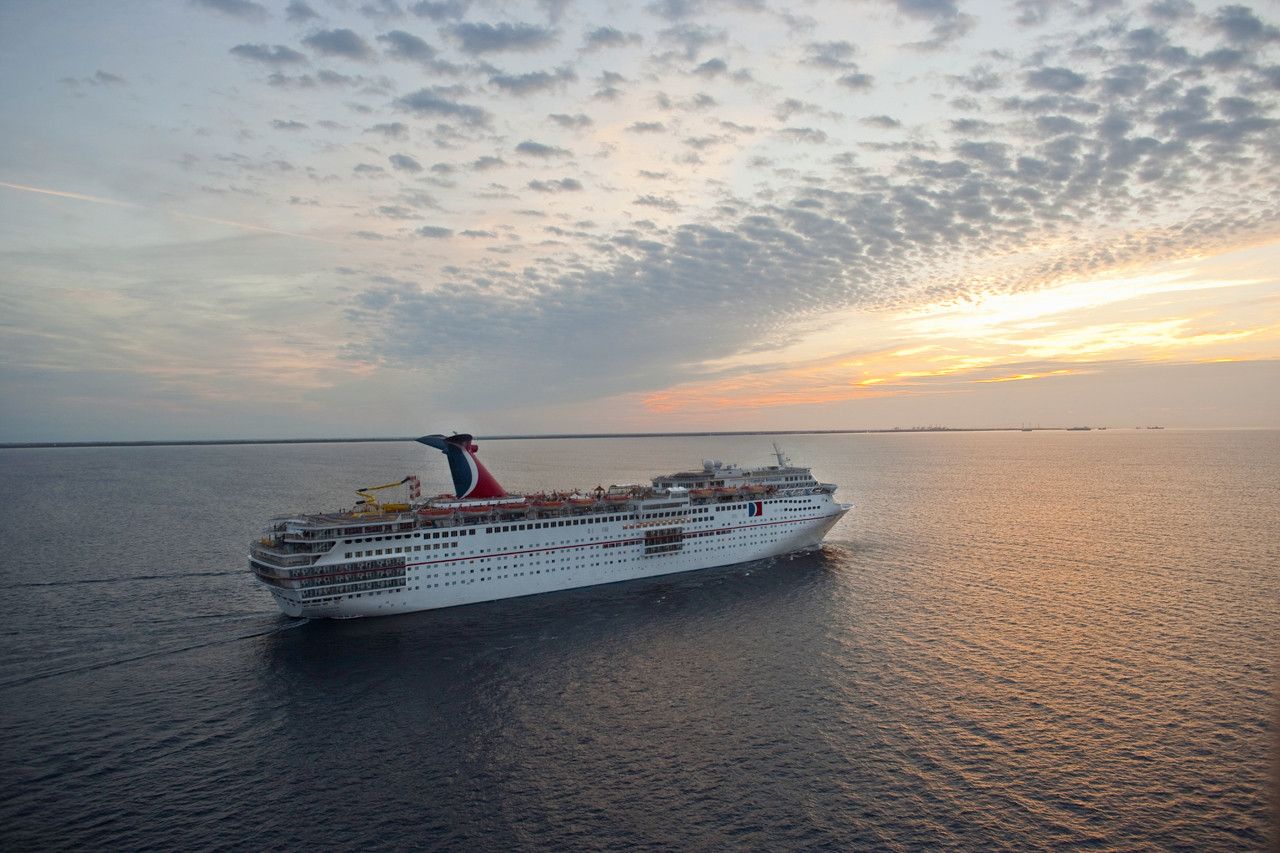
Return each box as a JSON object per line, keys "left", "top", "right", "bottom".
{"left": 416, "top": 433, "right": 507, "bottom": 499}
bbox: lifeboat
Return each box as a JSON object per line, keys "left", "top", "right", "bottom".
{"left": 532, "top": 495, "right": 565, "bottom": 508}
{"left": 417, "top": 505, "right": 454, "bottom": 517}
{"left": 567, "top": 494, "right": 595, "bottom": 506}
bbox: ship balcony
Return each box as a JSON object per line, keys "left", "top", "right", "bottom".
{"left": 255, "top": 534, "right": 334, "bottom": 554}
{"left": 249, "top": 547, "right": 321, "bottom": 570}
{"left": 274, "top": 528, "right": 345, "bottom": 546}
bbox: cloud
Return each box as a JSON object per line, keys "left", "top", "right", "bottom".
{"left": 340, "top": 0, "right": 1280, "bottom": 410}
{"left": 409, "top": 0, "right": 469, "bottom": 21}
{"left": 231, "top": 43, "right": 309, "bottom": 65}
{"left": 528, "top": 177, "right": 583, "bottom": 192}
{"left": 837, "top": 72, "right": 874, "bottom": 90}
{"left": 399, "top": 189, "right": 439, "bottom": 209}
{"left": 448, "top": 22, "right": 558, "bottom": 54}
{"left": 549, "top": 112, "right": 592, "bottom": 129}
{"left": 778, "top": 127, "right": 828, "bottom": 144}
{"left": 1099, "top": 64, "right": 1149, "bottom": 97}
{"left": 593, "top": 73, "right": 627, "bottom": 100}
{"left": 692, "top": 57, "right": 727, "bottom": 77}
{"left": 633, "top": 194, "right": 680, "bottom": 211}
{"left": 366, "top": 121, "right": 410, "bottom": 138}
{"left": 394, "top": 87, "right": 491, "bottom": 127}
{"left": 192, "top": 0, "right": 268, "bottom": 21}
{"left": 285, "top": 1, "right": 320, "bottom": 23}
{"left": 17, "top": 0, "right": 1280, "bottom": 437}
{"left": 490, "top": 66, "right": 577, "bottom": 95}
{"left": 389, "top": 153, "right": 423, "bottom": 172}
{"left": 646, "top": 0, "right": 704, "bottom": 21}
{"left": 88, "top": 70, "right": 127, "bottom": 85}
{"left": 803, "top": 41, "right": 858, "bottom": 69}
{"left": 683, "top": 134, "right": 728, "bottom": 149}
{"left": 583, "top": 26, "right": 643, "bottom": 51}
{"left": 302, "top": 29, "right": 375, "bottom": 61}
{"left": 774, "top": 98, "right": 821, "bottom": 121}
{"left": 1143, "top": 0, "right": 1193, "bottom": 22}
{"left": 1036, "top": 114, "right": 1086, "bottom": 135}
{"left": 1208, "top": 5, "right": 1280, "bottom": 45}
{"left": 515, "top": 141, "right": 571, "bottom": 157}
{"left": 656, "top": 23, "right": 725, "bottom": 62}
{"left": 378, "top": 30, "right": 436, "bottom": 63}
{"left": 1025, "top": 66, "right": 1088, "bottom": 93}
{"left": 263, "top": 68, "right": 389, "bottom": 90}
{"left": 886, "top": 0, "right": 975, "bottom": 47}
{"left": 359, "top": 0, "right": 404, "bottom": 22}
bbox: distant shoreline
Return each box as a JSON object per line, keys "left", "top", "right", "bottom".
{"left": 0, "top": 427, "right": 1174, "bottom": 449}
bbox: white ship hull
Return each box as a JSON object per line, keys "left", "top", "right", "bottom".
{"left": 250, "top": 435, "right": 851, "bottom": 619}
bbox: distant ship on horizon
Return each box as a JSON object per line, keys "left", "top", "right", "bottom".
{"left": 249, "top": 434, "right": 852, "bottom": 618}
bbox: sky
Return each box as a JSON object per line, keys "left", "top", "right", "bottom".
{"left": 2, "top": 0, "right": 1279, "bottom": 441}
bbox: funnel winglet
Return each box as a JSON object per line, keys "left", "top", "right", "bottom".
{"left": 416, "top": 433, "right": 507, "bottom": 499}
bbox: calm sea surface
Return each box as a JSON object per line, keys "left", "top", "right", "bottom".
{"left": 1, "top": 431, "right": 1276, "bottom": 851}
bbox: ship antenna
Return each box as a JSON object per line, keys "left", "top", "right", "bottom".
{"left": 773, "top": 441, "right": 789, "bottom": 467}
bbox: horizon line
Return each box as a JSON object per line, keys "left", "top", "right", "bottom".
{"left": 0, "top": 426, "right": 1193, "bottom": 449}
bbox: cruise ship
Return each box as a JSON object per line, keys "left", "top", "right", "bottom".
{"left": 249, "top": 434, "right": 852, "bottom": 618}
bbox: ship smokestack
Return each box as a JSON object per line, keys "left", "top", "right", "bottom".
{"left": 416, "top": 433, "right": 507, "bottom": 499}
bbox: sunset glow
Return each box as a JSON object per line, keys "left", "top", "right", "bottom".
{"left": 2, "top": 0, "right": 1278, "bottom": 439}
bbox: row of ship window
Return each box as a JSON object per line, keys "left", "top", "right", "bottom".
{"left": 484, "top": 516, "right": 626, "bottom": 533}
{"left": 334, "top": 508, "right": 818, "bottom": 563}
{"left": 330, "top": 503, "right": 776, "bottom": 552}
{"left": 297, "top": 520, "right": 808, "bottom": 605}
{"left": 302, "top": 512, "right": 818, "bottom": 595}
{"left": 344, "top": 542, "right": 458, "bottom": 558}
{"left": 335, "top": 512, "right": 815, "bottom": 564}
{"left": 341, "top": 529, "right": 477, "bottom": 545}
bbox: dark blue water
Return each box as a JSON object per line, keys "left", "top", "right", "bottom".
{"left": 1, "top": 431, "right": 1276, "bottom": 851}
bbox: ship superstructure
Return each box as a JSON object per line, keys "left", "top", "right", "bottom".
{"left": 249, "top": 434, "right": 851, "bottom": 618}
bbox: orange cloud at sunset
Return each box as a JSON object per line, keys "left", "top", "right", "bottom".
{"left": 639, "top": 261, "right": 1280, "bottom": 418}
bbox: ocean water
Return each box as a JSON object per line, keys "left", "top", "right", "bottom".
{"left": 0, "top": 430, "right": 1276, "bottom": 852}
